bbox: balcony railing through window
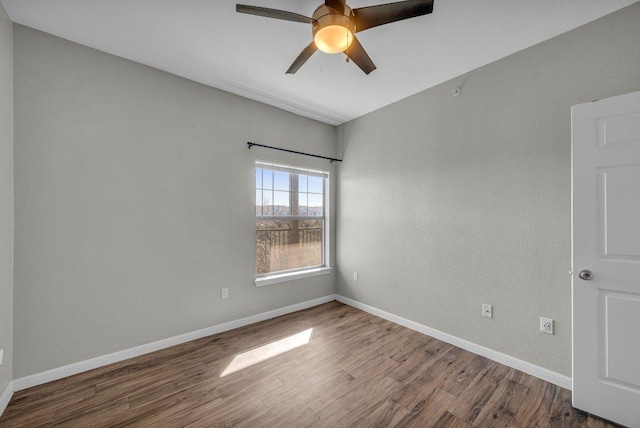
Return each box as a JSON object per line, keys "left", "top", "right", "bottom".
{"left": 256, "top": 222, "right": 323, "bottom": 276}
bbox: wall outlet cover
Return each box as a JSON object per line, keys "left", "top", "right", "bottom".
{"left": 221, "top": 288, "right": 229, "bottom": 299}
{"left": 482, "top": 304, "right": 493, "bottom": 319}
{"left": 0, "top": 348, "right": 3, "bottom": 366}
{"left": 540, "top": 317, "right": 553, "bottom": 334}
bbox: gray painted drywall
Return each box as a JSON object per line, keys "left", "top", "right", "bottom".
{"left": 13, "top": 25, "right": 336, "bottom": 378}
{"left": 0, "top": 2, "right": 13, "bottom": 395}
{"left": 336, "top": 2, "right": 640, "bottom": 377}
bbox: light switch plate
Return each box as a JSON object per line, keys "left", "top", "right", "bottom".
{"left": 482, "top": 304, "right": 493, "bottom": 319}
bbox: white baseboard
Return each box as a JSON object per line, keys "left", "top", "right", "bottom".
{"left": 13, "top": 294, "right": 337, "bottom": 392}
{"left": 11, "top": 293, "right": 571, "bottom": 394}
{"left": 0, "top": 381, "right": 13, "bottom": 418}
{"left": 336, "top": 295, "right": 572, "bottom": 390}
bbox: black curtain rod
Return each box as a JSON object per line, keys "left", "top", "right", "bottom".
{"left": 247, "top": 142, "right": 342, "bottom": 163}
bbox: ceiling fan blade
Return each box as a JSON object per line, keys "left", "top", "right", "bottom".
{"left": 352, "top": 0, "right": 434, "bottom": 33}
{"left": 325, "top": 0, "right": 346, "bottom": 14}
{"left": 286, "top": 42, "right": 318, "bottom": 74}
{"left": 345, "top": 36, "right": 376, "bottom": 75}
{"left": 236, "top": 4, "right": 313, "bottom": 24}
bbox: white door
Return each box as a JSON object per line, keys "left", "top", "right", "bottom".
{"left": 572, "top": 90, "right": 640, "bottom": 428}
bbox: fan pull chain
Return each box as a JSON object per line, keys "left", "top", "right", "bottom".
{"left": 345, "top": 25, "right": 350, "bottom": 63}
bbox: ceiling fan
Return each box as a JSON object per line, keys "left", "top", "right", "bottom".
{"left": 236, "top": 0, "right": 434, "bottom": 75}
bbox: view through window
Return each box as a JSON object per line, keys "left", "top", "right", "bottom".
{"left": 255, "top": 161, "right": 327, "bottom": 276}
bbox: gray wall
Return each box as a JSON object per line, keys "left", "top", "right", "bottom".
{"left": 10, "top": 2, "right": 640, "bottom": 381}
{"left": 0, "top": 2, "right": 13, "bottom": 394}
{"left": 13, "top": 25, "right": 336, "bottom": 378}
{"left": 336, "top": 2, "right": 640, "bottom": 376}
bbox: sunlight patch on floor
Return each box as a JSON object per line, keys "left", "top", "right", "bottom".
{"left": 220, "top": 328, "right": 313, "bottom": 377}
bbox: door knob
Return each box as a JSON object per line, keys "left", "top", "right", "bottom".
{"left": 579, "top": 270, "right": 593, "bottom": 281}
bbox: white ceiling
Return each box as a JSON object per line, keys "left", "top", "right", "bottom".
{"left": 1, "top": 0, "right": 637, "bottom": 125}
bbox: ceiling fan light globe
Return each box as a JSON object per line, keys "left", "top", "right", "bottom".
{"left": 314, "top": 25, "right": 354, "bottom": 54}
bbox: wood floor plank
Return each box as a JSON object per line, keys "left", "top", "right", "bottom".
{"left": 316, "top": 375, "right": 402, "bottom": 424}
{"left": 0, "top": 302, "right": 621, "bottom": 427}
{"left": 393, "top": 344, "right": 459, "bottom": 389}
{"left": 273, "top": 350, "right": 360, "bottom": 385}
{"left": 263, "top": 368, "right": 355, "bottom": 410}
{"left": 239, "top": 405, "right": 322, "bottom": 428}
{"left": 126, "top": 366, "right": 221, "bottom": 410}
{"left": 181, "top": 397, "right": 269, "bottom": 428}
{"left": 51, "top": 396, "right": 130, "bottom": 427}
{"left": 359, "top": 398, "right": 411, "bottom": 428}
{"left": 448, "top": 360, "right": 511, "bottom": 424}
{"left": 433, "top": 411, "right": 473, "bottom": 428}
{"left": 1, "top": 385, "right": 95, "bottom": 421}
{"left": 471, "top": 378, "right": 528, "bottom": 426}
{"left": 107, "top": 384, "right": 223, "bottom": 427}
{"left": 0, "top": 407, "right": 56, "bottom": 427}
{"left": 395, "top": 387, "right": 458, "bottom": 428}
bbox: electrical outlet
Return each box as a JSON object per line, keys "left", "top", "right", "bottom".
{"left": 221, "top": 288, "right": 229, "bottom": 300}
{"left": 540, "top": 317, "right": 553, "bottom": 334}
{"left": 0, "top": 349, "right": 3, "bottom": 366}
{"left": 482, "top": 304, "right": 493, "bottom": 319}
{"left": 353, "top": 272, "right": 358, "bottom": 282}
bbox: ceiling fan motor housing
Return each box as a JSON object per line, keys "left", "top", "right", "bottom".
{"left": 312, "top": 5, "right": 356, "bottom": 53}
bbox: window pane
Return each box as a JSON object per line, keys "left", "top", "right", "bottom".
{"left": 308, "top": 176, "right": 323, "bottom": 193}
{"left": 255, "top": 168, "right": 262, "bottom": 189}
{"left": 255, "top": 190, "right": 263, "bottom": 217}
{"left": 308, "top": 193, "right": 323, "bottom": 216}
{"left": 273, "top": 191, "right": 290, "bottom": 216}
{"left": 298, "top": 193, "right": 308, "bottom": 216}
{"left": 263, "top": 169, "right": 273, "bottom": 190}
{"left": 256, "top": 219, "right": 323, "bottom": 276}
{"left": 274, "top": 171, "right": 289, "bottom": 191}
{"left": 298, "top": 174, "right": 307, "bottom": 192}
{"left": 263, "top": 190, "right": 274, "bottom": 215}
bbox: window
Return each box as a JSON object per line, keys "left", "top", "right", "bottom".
{"left": 255, "top": 161, "right": 328, "bottom": 280}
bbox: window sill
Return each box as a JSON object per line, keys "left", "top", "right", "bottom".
{"left": 254, "top": 267, "right": 333, "bottom": 287}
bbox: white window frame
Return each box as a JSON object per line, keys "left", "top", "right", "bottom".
{"left": 254, "top": 160, "right": 331, "bottom": 286}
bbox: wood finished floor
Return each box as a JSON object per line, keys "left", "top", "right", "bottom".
{"left": 0, "top": 301, "right": 621, "bottom": 427}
